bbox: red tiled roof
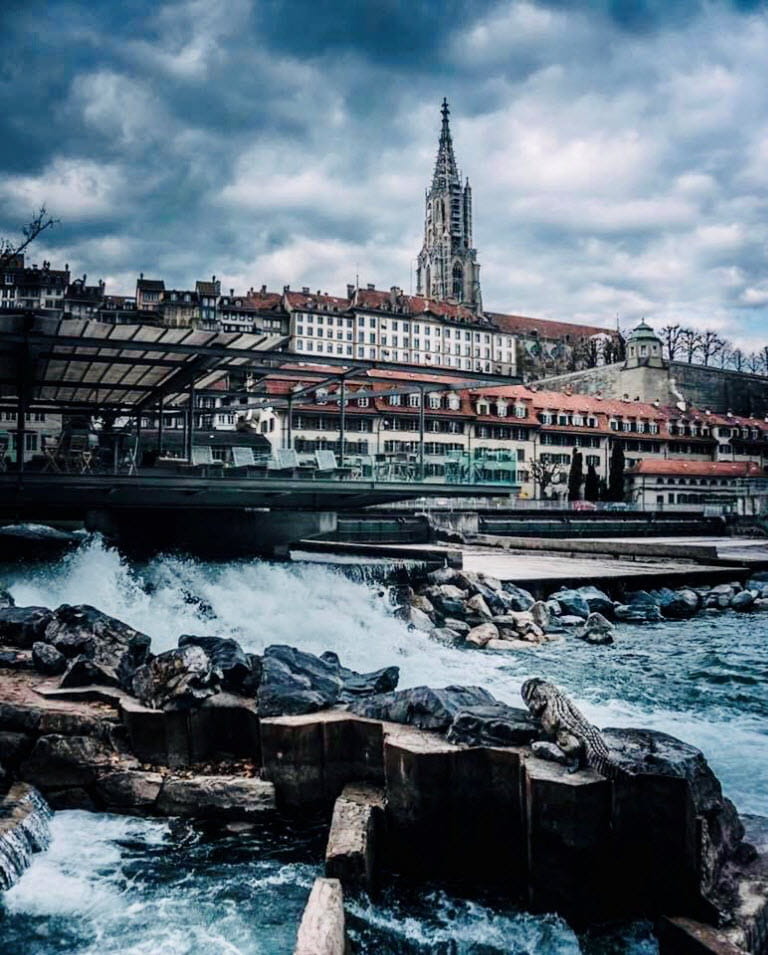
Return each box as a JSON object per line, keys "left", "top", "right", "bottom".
{"left": 284, "top": 290, "right": 351, "bottom": 310}
{"left": 488, "top": 312, "right": 615, "bottom": 340}
{"left": 627, "top": 460, "right": 763, "bottom": 477}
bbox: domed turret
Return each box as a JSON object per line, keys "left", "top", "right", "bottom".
{"left": 626, "top": 320, "right": 663, "bottom": 367}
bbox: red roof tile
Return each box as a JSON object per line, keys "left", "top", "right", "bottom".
{"left": 487, "top": 312, "right": 616, "bottom": 339}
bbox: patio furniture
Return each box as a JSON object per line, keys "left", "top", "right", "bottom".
{"left": 0, "top": 432, "right": 9, "bottom": 473}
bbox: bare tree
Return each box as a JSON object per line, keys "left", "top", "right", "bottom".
{"left": 731, "top": 348, "right": 745, "bottom": 372}
{"left": 699, "top": 330, "right": 726, "bottom": 367}
{"left": 746, "top": 352, "right": 764, "bottom": 375}
{"left": 658, "top": 324, "right": 685, "bottom": 361}
{"left": 0, "top": 206, "right": 59, "bottom": 268}
{"left": 719, "top": 346, "right": 733, "bottom": 370}
{"left": 679, "top": 327, "right": 702, "bottom": 363}
{"left": 530, "top": 458, "right": 564, "bottom": 499}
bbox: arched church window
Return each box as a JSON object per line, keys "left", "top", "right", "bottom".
{"left": 452, "top": 263, "right": 463, "bottom": 300}
{"left": 426, "top": 266, "right": 431, "bottom": 296}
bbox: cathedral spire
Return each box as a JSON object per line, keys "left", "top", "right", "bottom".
{"left": 417, "top": 100, "right": 482, "bottom": 314}
{"left": 432, "top": 98, "right": 460, "bottom": 191}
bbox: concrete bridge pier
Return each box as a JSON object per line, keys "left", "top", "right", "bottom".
{"left": 85, "top": 507, "right": 337, "bottom": 557}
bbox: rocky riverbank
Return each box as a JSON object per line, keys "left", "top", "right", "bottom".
{"left": 1, "top": 585, "right": 767, "bottom": 951}
{"left": 398, "top": 566, "right": 768, "bottom": 650}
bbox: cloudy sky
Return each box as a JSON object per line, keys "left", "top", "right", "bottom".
{"left": 2, "top": 0, "right": 768, "bottom": 346}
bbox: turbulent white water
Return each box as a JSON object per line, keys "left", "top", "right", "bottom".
{"left": 5, "top": 534, "right": 767, "bottom": 814}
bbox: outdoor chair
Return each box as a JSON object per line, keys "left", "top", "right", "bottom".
{"left": 63, "top": 434, "right": 93, "bottom": 474}
{"left": 314, "top": 449, "right": 338, "bottom": 472}
{"left": 42, "top": 434, "right": 64, "bottom": 473}
{"left": 231, "top": 446, "right": 256, "bottom": 468}
{"left": 267, "top": 448, "right": 300, "bottom": 475}
{"left": 0, "top": 433, "right": 9, "bottom": 473}
{"left": 187, "top": 446, "right": 224, "bottom": 476}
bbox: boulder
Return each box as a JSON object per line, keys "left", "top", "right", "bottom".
{"left": 426, "top": 567, "right": 459, "bottom": 586}
{"left": 443, "top": 618, "right": 470, "bottom": 636}
{"left": 19, "top": 734, "right": 125, "bottom": 789}
{"left": 96, "top": 770, "right": 164, "bottom": 810}
{"left": 501, "top": 583, "right": 536, "bottom": 611}
{"left": 730, "top": 591, "right": 754, "bottom": 612}
{"left": 434, "top": 584, "right": 467, "bottom": 600}
{"left": 0, "top": 586, "right": 14, "bottom": 609}
{"left": 614, "top": 604, "right": 663, "bottom": 623}
{"left": 649, "top": 587, "right": 699, "bottom": 620}
{"left": 530, "top": 601, "right": 550, "bottom": 629}
{"left": 518, "top": 621, "right": 546, "bottom": 642}
{"left": 0, "top": 606, "right": 54, "bottom": 649}
{"left": 0, "top": 650, "right": 33, "bottom": 670}
{"left": 178, "top": 635, "right": 251, "bottom": 692}
{"left": 429, "top": 595, "right": 466, "bottom": 619}
{"left": 131, "top": 645, "right": 221, "bottom": 711}
{"left": 575, "top": 586, "right": 614, "bottom": 617}
{"left": 546, "top": 598, "right": 562, "bottom": 616}
{"left": 577, "top": 612, "right": 614, "bottom": 645}
{"left": 485, "top": 638, "right": 532, "bottom": 650}
{"left": 406, "top": 606, "right": 434, "bottom": 632}
{"left": 47, "top": 605, "right": 151, "bottom": 690}
{"left": 465, "top": 622, "right": 499, "bottom": 647}
{"left": 478, "top": 573, "right": 503, "bottom": 592}
{"left": 446, "top": 703, "right": 540, "bottom": 747}
{"left": 559, "top": 614, "right": 588, "bottom": 627}
{"left": 753, "top": 598, "right": 768, "bottom": 611}
{"left": 429, "top": 627, "right": 462, "bottom": 645}
{"left": 31, "top": 641, "right": 66, "bottom": 675}
{"left": 319, "top": 651, "right": 399, "bottom": 702}
{"left": 550, "top": 589, "right": 590, "bottom": 619}
{"left": 257, "top": 645, "right": 398, "bottom": 718}
{"left": 410, "top": 594, "right": 435, "bottom": 615}
{"left": 348, "top": 685, "right": 497, "bottom": 732}
{"left": 465, "top": 594, "right": 492, "bottom": 619}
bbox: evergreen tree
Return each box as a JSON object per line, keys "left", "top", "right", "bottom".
{"left": 567, "top": 450, "right": 583, "bottom": 502}
{"left": 584, "top": 463, "right": 600, "bottom": 502}
{"left": 608, "top": 440, "right": 626, "bottom": 501}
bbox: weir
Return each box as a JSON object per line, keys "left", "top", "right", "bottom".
{"left": 0, "top": 783, "right": 52, "bottom": 891}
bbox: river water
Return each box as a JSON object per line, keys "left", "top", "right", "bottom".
{"left": 1, "top": 536, "right": 766, "bottom": 953}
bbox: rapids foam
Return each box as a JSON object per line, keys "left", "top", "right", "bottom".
{"left": 4, "top": 535, "right": 767, "bottom": 813}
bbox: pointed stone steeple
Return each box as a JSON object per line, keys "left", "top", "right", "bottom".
{"left": 432, "top": 98, "right": 460, "bottom": 191}
{"left": 416, "top": 100, "right": 482, "bottom": 313}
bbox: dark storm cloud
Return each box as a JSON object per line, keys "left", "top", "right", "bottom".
{"left": 1, "top": 0, "right": 768, "bottom": 345}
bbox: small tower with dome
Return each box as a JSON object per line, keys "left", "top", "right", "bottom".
{"left": 625, "top": 320, "right": 664, "bottom": 368}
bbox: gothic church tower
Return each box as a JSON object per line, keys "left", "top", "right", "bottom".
{"left": 416, "top": 99, "right": 482, "bottom": 313}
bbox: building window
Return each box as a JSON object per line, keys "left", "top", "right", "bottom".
{"left": 408, "top": 393, "right": 420, "bottom": 407}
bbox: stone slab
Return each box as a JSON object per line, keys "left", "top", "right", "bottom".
{"left": 325, "top": 782, "right": 385, "bottom": 892}
{"left": 294, "top": 877, "right": 347, "bottom": 955}
{"left": 656, "top": 917, "right": 749, "bottom": 954}
{"left": 155, "top": 774, "right": 275, "bottom": 819}
{"left": 260, "top": 711, "right": 383, "bottom": 808}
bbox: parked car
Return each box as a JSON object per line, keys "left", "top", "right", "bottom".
{"left": 602, "top": 502, "right": 632, "bottom": 511}
{"left": 572, "top": 500, "right": 598, "bottom": 511}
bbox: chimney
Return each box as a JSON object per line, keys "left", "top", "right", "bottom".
{"left": 140, "top": 272, "right": 144, "bottom": 280}
{"left": 261, "top": 284, "right": 267, "bottom": 294}
{"left": 212, "top": 275, "right": 216, "bottom": 282}
{"left": 347, "top": 284, "right": 355, "bottom": 299}
{"left": 302, "top": 286, "right": 310, "bottom": 294}
{"left": 283, "top": 285, "right": 290, "bottom": 293}
{"left": 367, "top": 283, "right": 375, "bottom": 291}
{"left": 230, "top": 288, "right": 234, "bottom": 296}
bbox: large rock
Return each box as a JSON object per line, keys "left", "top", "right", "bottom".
{"left": 644, "top": 588, "right": 700, "bottom": 620}
{"left": 0, "top": 606, "right": 54, "bottom": 649}
{"left": 348, "top": 685, "right": 496, "bottom": 732}
{"left": 550, "top": 589, "right": 590, "bottom": 619}
{"left": 406, "top": 606, "right": 434, "bottom": 632}
{"left": 465, "top": 622, "right": 498, "bottom": 647}
{"left": 501, "top": 583, "right": 535, "bottom": 611}
{"left": 446, "top": 704, "right": 540, "bottom": 747}
{"left": 31, "top": 641, "right": 66, "bottom": 675}
{"left": 466, "top": 593, "right": 492, "bottom": 619}
{"left": 530, "top": 601, "right": 550, "bottom": 629}
{"left": 47, "top": 605, "right": 151, "bottom": 690}
{"left": 156, "top": 775, "right": 275, "bottom": 819}
{"left": 178, "top": 635, "right": 250, "bottom": 692}
{"left": 577, "top": 612, "right": 615, "bottom": 645}
{"left": 96, "top": 770, "right": 164, "bottom": 810}
{"left": 257, "top": 645, "right": 398, "bottom": 718}
{"left": 614, "top": 603, "right": 663, "bottom": 623}
{"left": 0, "top": 586, "right": 15, "bottom": 609}
{"left": 730, "top": 591, "right": 754, "bottom": 612}
{"left": 19, "top": 734, "right": 124, "bottom": 789}
{"left": 574, "top": 586, "right": 614, "bottom": 617}
{"left": 429, "top": 595, "right": 466, "bottom": 619}
{"left": 319, "top": 651, "right": 399, "bottom": 702}
{"left": 131, "top": 646, "right": 221, "bottom": 711}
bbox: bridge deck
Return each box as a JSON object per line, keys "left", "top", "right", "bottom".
{"left": 0, "top": 471, "right": 512, "bottom": 515}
